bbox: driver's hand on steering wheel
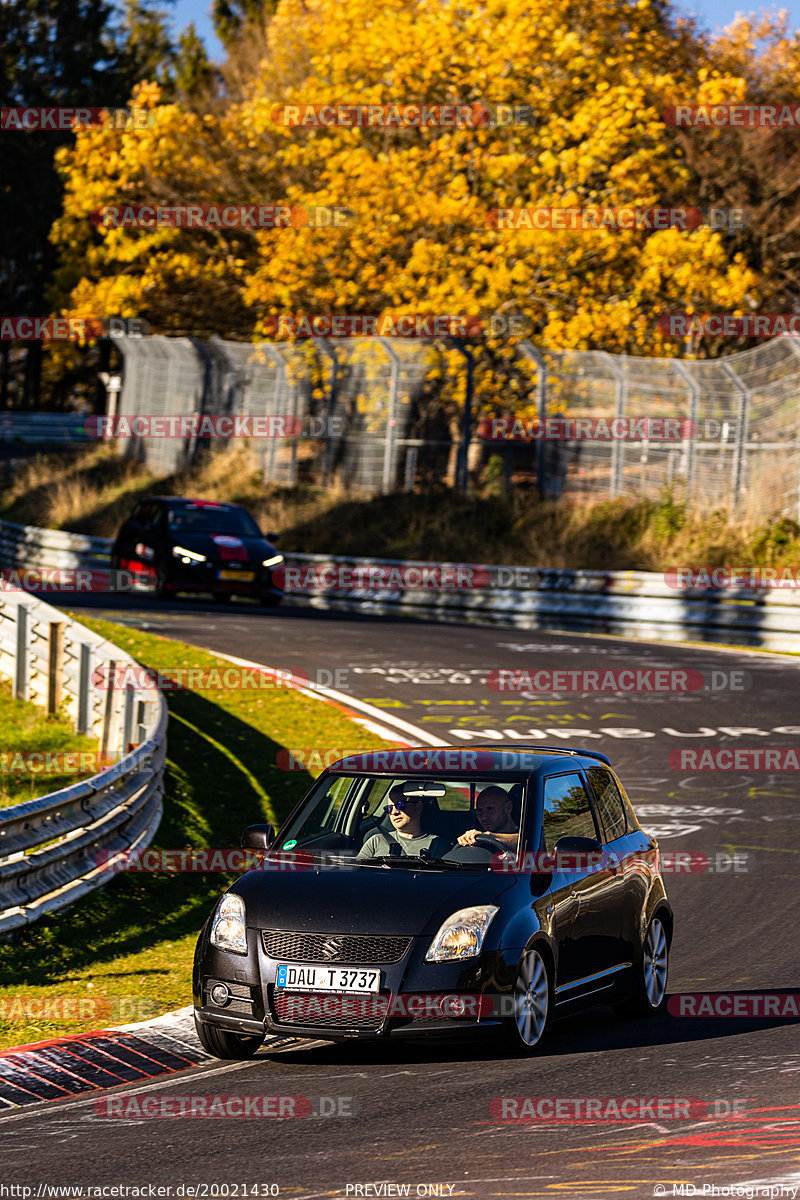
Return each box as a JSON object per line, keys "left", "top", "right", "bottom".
{"left": 457, "top": 828, "right": 482, "bottom": 846}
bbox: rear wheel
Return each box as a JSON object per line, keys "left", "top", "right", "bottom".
{"left": 503, "top": 946, "right": 551, "bottom": 1054}
{"left": 109, "top": 554, "right": 124, "bottom": 594}
{"left": 616, "top": 916, "right": 669, "bottom": 1017}
{"left": 194, "top": 1015, "right": 264, "bottom": 1059}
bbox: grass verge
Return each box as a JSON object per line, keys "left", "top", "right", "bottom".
{"left": 0, "top": 615, "right": 396, "bottom": 1050}
{"left": 0, "top": 682, "right": 100, "bottom": 809}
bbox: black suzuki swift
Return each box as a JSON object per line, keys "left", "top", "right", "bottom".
{"left": 111, "top": 496, "right": 284, "bottom": 605}
{"left": 193, "top": 745, "right": 672, "bottom": 1057}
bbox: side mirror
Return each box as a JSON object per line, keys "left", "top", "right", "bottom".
{"left": 241, "top": 823, "right": 276, "bottom": 850}
{"left": 552, "top": 835, "right": 602, "bottom": 854}
{"left": 266, "top": 531, "right": 279, "bottom": 543}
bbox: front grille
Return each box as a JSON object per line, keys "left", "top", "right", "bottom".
{"left": 261, "top": 931, "right": 412, "bottom": 964}
{"left": 271, "top": 988, "right": 389, "bottom": 1031}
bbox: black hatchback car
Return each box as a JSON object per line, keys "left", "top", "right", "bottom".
{"left": 193, "top": 745, "right": 673, "bottom": 1058}
{"left": 111, "top": 496, "right": 284, "bottom": 605}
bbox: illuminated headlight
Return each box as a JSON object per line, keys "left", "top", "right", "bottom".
{"left": 262, "top": 554, "right": 283, "bottom": 568}
{"left": 173, "top": 545, "right": 206, "bottom": 564}
{"left": 210, "top": 893, "right": 247, "bottom": 954}
{"left": 425, "top": 905, "right": 499, "bottom": 963}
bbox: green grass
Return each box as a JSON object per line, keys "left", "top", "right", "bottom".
{"left": 0, "top": 616, "right": 395, "bottom": 1049}
{"left": 0, "top": 681, "right": 100, "bottom": 809}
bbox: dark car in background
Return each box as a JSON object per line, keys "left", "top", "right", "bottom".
{"left": 111, "top": 496, "right": 284, "bottom": 605}
{"left": 193, "top": 745, "right": 673, "bottom": 1059}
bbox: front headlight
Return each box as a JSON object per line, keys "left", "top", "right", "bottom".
{"left": 210, "top": 893, "right": 247, "bottom": 954}
{"left": 425, "top": 905, "right": 499, "bottom": 963}
{"left": 173, "top": 545, "right": 206, "bottom": 563}
{"left": 262, "top": 554, "right": 283, "bottom": 568}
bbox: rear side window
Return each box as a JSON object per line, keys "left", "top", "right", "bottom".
{"left": 136, "top": 502, "right": 161, "bottom": 529}
{"left": 542, "top": 772, "right": 598, "bottom": 852}
{"left": 587, "top": 767, "right": 627, "bottom": 842}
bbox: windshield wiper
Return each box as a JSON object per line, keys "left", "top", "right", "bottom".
{"left": 367, "top": 855, "right": 474, "bottom": 870}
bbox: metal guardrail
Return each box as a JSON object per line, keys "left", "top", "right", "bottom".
{"left": 282, "top": 554, "right": 800, "bottom": 653}
{"left": 0, "top": 413, "right": 91, "bottom": 445}
{"left": 0, "top": 575, "right": 167, "bottom": 935}
{"left": 1, "top": 518, "right": 800, "bottom": 656}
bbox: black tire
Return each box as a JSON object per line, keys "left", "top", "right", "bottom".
{"left": 260, "top": 593, "right": 282, "bottom": 608}
{"left": 108, "top": 555, "right": 124, "bottom": 595}
{"left": 615, "top": 915, "right": 669, "bottom": 1018}
{"left": 153, "top": 563, "right": 170, "bottom": 599}
{"left": 213, "top": 592, "right": 232, "bottom": 604}
{"left": 194, "top": 1015, "right": 264, "bottom": 1059}
{"left": 502, "top": 945, "right": 553, "bottom": 1055}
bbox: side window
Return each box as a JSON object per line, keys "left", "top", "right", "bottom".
{"left": 587, "top": 767, "right": 627, "bottom": 842}
{"left": 542, "top": 772, "right": 598, "bottom": 853}
{"left": 139, "top": 502, "right": 162, "bottom": 530}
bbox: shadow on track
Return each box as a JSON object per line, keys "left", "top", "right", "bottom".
{"left": 258, "top": 992, "right": 800, "bottom": 1068}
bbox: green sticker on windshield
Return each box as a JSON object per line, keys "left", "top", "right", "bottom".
{"left": 283, "top": 839, "right": 298, "bottom": 849}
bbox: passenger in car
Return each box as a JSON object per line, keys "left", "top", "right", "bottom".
{"left": 457, "top": 785, "right": 518, "bottom": 847}
{"left": 357, "top": 785, "right": 451, "bottom": 859}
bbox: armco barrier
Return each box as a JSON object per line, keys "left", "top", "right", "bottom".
{"left": 0, "top": 585, "right": 166, "bottom": 935}
{"left": 284, "top": 555, "right": 800, "bottom": 652}
{"left": 1, "top": 517, "right": 800, "bottom": 652}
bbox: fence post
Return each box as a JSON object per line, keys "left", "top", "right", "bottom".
{"left": 122, "top": 685, "right": 136, "bottom": 753}
{"left": 136, "top": 698, "right": 148, "bottom": 746}
{"left": 76, "top": 641, "right": 93, "bottom": 735}
{"left": 14, "top": 603, "right": 30, "bottom": 700}
{"left": 404, "top": 446, "right": 418, "bottom": 491}
{"left": 601, "top": 354, "right": 626, "bottom": 498}
{"left": 314, "top": 337, "right": 339, "bottom": 485}
{"left": 779, "top": 337, "right": 800, "bottom": 522}
{"left": 517, "top": 342, "right": 548, "bottom": 495}
{"left": 448, "top": 339, "right": 475, "bottom": 495}
{"left": 378, "top": 338, "right": 402, "bottom": 494}
{"left": 100, "top": 658, "right": 116, "bottom": 760}
{"left": 47, "top": 621, "right": 64, "bottom": 715}
{"left": 721, "top": 364, "right": 750, "bottom": 509}
{"left": 672, "top": 361, "right": 699, "bottom": 502}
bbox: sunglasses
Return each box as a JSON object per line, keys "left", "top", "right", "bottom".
{"left": 385, "top": 798, "right": 423, "bottom": 813}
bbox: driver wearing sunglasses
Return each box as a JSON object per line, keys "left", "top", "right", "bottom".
{"left": 357, "top": 783, "right": 451, "bottom": 859}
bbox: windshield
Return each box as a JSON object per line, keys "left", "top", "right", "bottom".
{"left": 166, "top": 504, "right": 261, "bottom": 537}
{"left": 276, "top": 774, "right": 525, "bottom": 864}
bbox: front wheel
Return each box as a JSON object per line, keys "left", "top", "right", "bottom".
{"left": 617, "top": 916, "right": 669, "bottom": 1017}
{"left": 194, "top": 1015, "right": 264, "bottom": 1059}
{"left": 503, "top": 946, "right": 552, "bottom": 1054}
{"left": 153, "top": 563, "right": 171, "bottom": 599}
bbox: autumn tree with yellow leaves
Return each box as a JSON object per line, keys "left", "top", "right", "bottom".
{"left": 48, "top": 0, "right": 792, "bottom": 414}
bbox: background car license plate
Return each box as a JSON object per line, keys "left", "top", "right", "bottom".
{"left": 218, "top": 569, "right": 254, "bottom": 581}
{"left": 276, "top": 964, "right": 380, "bottom": 993}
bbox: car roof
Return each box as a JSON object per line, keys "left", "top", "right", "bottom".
{"left": 323, "top": 744, "right": 613, "bottom": 778}
{"left": 141, "top": 496, "right": 243, "bottom": 510}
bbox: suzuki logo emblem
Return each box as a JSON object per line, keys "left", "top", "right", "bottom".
{"left": 320, "top": 937, "right": 343, "bottom": 960}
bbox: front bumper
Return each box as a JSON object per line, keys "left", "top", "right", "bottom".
{"left": 168, "top": 560, "right": 281, "bottom": 598}
{"left": 194, "top": 929, "right": 518, "bottom": 1042}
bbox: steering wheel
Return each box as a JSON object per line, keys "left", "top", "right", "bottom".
{"left": 470, "top": 833, "right": 515, "bottom": 854}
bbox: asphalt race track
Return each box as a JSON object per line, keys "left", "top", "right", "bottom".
{"left": 3, "top": 595, "right": 800, "bottom": 1199}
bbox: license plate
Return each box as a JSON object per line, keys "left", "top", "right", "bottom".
{"left": 218, "top": 569, "right": 254, "bottom": 581}
{"left": 275, "top": 964, "right": 381, "bottom": 993}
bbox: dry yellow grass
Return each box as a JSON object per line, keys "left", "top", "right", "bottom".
{"left": 1, "top": 444, "right": 797, "bottom": 571}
